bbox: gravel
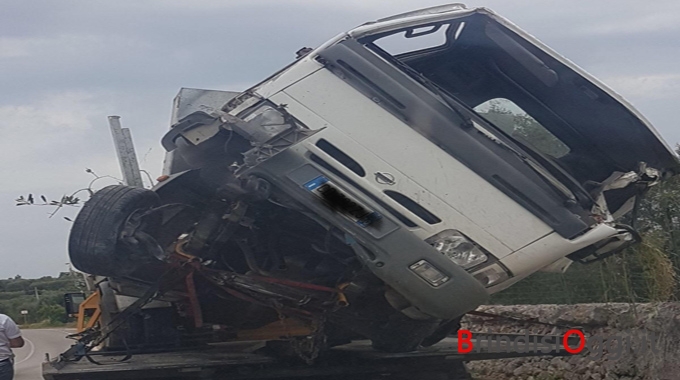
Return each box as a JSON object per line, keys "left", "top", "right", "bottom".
{"left": 463, "top": 303, "right": 680, "bottom": 380}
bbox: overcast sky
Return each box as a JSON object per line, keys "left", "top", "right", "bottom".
{"left": 1, "top": 0, "right": 679, "bottom": 279}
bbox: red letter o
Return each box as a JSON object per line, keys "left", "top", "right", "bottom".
{"left": 563, "top": 329, "right": 585, "bottom": 354}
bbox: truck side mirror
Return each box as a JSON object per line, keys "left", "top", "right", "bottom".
{"left": 63, "top": 293, "right": 86, "bottom": 317}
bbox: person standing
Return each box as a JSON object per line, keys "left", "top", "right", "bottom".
{"left": 0, "top": 313, "right": 24, "bottom": 380}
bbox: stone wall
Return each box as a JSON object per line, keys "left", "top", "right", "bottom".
{"left": 462, "top": 303, "right": 680, "bottom": 380}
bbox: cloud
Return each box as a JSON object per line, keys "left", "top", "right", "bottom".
{"left": 0, "top": 33, "right": 152, "bottom": 63}
{"left": 604, "top": 74, "right": 680, "bottom": 99}
{"left": 570, "top": 8, "right": 680, "bottom": 36}
{"left": 0, "top": 91, "right": 100, "bottom": 133}
{"left": 0, "top": 91, "right": 121, "bottom": 191}
{"left": 0, "top": 37, "right": 33, "bottom": 58}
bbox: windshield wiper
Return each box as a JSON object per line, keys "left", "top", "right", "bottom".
{"left": 427, "top": 79, "right": 589, "bottom": 206}
{"left": 390, "top": 59, "right": 474, "bottom": 129}
{"left": 469, "top": 115, "right": 580, "bottom": 204}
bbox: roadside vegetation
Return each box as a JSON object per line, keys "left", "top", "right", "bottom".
{"left": 0, "top": 273, "right": 83, "bottom": 327}
{"left": 491, "top": 162, "right": 680, "bottom": 305}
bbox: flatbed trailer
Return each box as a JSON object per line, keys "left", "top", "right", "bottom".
{"left": 43, "top": 335, "right": 574, "bottom": 380}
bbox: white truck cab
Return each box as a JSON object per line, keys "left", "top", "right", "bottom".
{"left": 165, "top": 4, "right": 677, "bottom": 294}
{"left": 70, "top": 4, "right": 679, "bottom": 353}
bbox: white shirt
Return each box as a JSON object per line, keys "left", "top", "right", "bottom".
{"left": 0, "top": 314, "right": 22, "bottom": 361}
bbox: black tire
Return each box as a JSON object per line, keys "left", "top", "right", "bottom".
{"left": 421, "top": 317, "right": 462, "bottom": 347}
{"left": 68, "top": 185, "right": 160, "bottom": 277}
{"left": 370, "top": 312, "right": 440, "bottom": 353}
{"left": 448, "top": 362, "right": 473, "bottom": 380}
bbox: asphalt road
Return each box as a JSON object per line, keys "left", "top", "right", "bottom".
{"left": 11, "top": 329, "right": 74, "bottom": 380}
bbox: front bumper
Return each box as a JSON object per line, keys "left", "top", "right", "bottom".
{"left": 241, "top": 144, "right": 489, "bottom": 320}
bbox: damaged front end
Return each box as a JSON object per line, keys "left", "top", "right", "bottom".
{"left": 69, "top": 88, "right": 487, "bottom": 355}
{"left": 567, "top": 164, "right": 662, "bottom": 264}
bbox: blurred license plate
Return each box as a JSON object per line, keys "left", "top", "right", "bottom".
{"left": 304, "top": 176, "right": 381, "bottom": 227}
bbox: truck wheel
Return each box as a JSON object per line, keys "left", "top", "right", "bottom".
{"left": 447, "top": 362, "right": 473, "bottom": 380}
{"left": 69, "top": 185, "right": 160, "bottom": 278}
{"left": 420, "top": 317, "right": 462, "bottom": 347}
{"left": 370, "top": 313, "right": 439, "bottom": 353}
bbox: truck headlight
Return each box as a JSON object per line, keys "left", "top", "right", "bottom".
{"left": 427, "top": 230, "right": 488, "bottom": 269}
{"left": 472, "top": 264, "right": 510, "bottom": 287}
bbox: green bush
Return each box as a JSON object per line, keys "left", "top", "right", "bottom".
{"left": 0, "top": 274, "right": 81, "bottom": 325}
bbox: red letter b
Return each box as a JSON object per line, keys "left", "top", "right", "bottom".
{"left": 458, "top": 329, "right": 473, "bottom": 353}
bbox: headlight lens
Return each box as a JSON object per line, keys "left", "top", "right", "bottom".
{"left": 428, "top": 230, "right": 488, "bottom": 269}
{"left": 472, "top": 264, "right": 510, "bottom": 287}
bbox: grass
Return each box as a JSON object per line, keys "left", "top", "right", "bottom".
{"left": 636, "top": 232, "right": 677, "bottom": 301}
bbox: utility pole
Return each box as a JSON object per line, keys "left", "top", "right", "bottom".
{"left": 108, "top": 116, "right": 144, "bottom": 188}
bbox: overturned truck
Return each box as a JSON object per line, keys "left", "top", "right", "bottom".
{"left": 65, "top": 2, "right": 678, "bottom": 365}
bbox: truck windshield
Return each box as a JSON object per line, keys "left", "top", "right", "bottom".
{"left": 357, "top": 17, "right": 611, "bottom": 211}
{"left": 363, "top": 15, "right": 613, "bottom": 186}
{"left": 473, "top": 98, "right": 570, "bottom": 159}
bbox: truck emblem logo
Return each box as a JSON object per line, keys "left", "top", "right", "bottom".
{"left": 374, "top": 172, "right": 396, "bottom": 185}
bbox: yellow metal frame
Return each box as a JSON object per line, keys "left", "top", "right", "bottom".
{"left": 76, "top": 290, "right": 101, "bottom": 332}
{"left": 236, "top": 317, "right": 314, "bottom": 341}
{"left": 74, "top": 286, "right": 313, "bottom": 341}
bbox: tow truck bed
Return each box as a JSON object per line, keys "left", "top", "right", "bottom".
{"left": 43, "top": 336, "right": 572, "bottom": 380}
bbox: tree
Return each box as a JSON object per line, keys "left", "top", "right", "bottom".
{"left": 476, "top": 99, "right": 569, "bottom": 158}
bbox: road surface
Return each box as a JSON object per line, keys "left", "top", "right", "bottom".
{"left": 11, "top": 329, "right": 74, "bottom": 380}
